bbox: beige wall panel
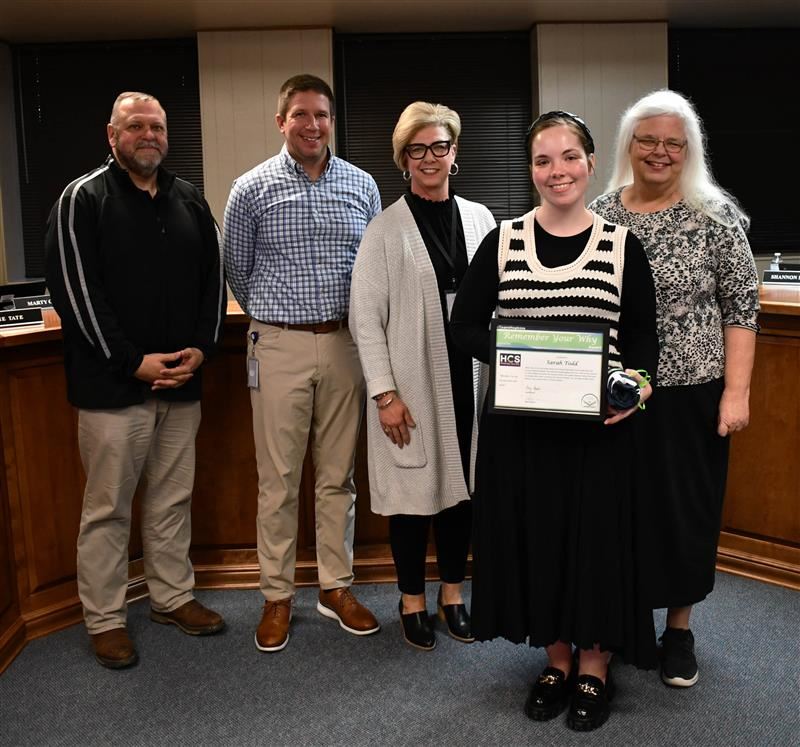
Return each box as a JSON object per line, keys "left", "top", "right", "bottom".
{"left": 536, "top": 23, "right": 667, "bottom": 201}
{"left": 199, "top": 29, "right": 333, "bottom": 222}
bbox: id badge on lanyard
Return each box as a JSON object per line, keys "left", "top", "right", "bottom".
{"left": 247, "top": 330, "right": 259, "bottom": 389}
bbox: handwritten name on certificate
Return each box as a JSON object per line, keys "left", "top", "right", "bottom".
{"left": 490, "top": 322, "right": 608, "bottom": 420}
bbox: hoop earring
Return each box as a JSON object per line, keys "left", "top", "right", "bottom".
{"left": 449, "top": 163, "right": 460, "bottom": 176}
{"left": 402, "top": 170, "right": 410, "bottom": 182}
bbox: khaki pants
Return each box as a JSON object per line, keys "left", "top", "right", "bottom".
{"left": 249, "top": 320, "right": 365, "bottom": 600}
{"left": 77, "top": 400, "right": 201, "bottom": 633}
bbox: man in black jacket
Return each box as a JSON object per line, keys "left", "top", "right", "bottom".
{"left": 45, "top": 91, "right": 226, "bottom": 669}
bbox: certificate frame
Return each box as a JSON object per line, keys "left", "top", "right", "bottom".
{"left": 488, "top": 319, "right": 610, "bottom": 421}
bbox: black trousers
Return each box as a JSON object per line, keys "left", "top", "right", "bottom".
{"left": 389, "top": 500, "right": 472, "bottom": 595}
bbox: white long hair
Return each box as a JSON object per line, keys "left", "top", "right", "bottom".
{"left": 605, "top": 89, "right": 748, "bottom": 229}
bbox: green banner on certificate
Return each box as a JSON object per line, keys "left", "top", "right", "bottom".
{"left": 489, "top": 320, "right": 609, "bottom": 421}
{"left": 494, "top": 327, "right": 605, "bottom": 353}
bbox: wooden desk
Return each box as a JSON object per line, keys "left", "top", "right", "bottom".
{"left": 717, "top": 286, "right": 800, "bottom": 587}
{"left": 2, "top": 293, "right": 799, "bottom": 672}
{"left": 0, "top": 303, "right": 394, "bottom": 672}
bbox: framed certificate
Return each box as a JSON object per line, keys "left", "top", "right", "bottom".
{"left": 488, "top": 319, "right": 610, "bottom": 421}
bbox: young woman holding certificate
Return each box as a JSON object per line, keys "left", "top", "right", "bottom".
{"left": 450, "top": 112, "right": 658, "bottom": 732}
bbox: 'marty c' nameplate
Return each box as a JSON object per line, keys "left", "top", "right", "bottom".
{"left": 489, "top": 319, "right": 609, "bottom": 421}
{"left": 13, "top": 294, "right": 53, "bottom": 310}
{"left": 0, "top": 308, "right": 44, "bottom": 328}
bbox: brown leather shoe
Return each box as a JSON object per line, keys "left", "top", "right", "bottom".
{"left": 150, "top": 599, "right": 225, "bottom": 635}
{"left": 91, "top": 628, "right": 138, "bottom": 669}
{"left": 255, "top": 598, "right": 292, "bottom": 652}
{"left": 317, "top": 587, "right": 380, "bottom": 636}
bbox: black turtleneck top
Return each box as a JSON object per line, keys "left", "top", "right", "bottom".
{"left": 406, "top": 190, "right": 473, "bottom": 483}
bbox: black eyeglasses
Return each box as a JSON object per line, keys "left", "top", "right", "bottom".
{"left": 632, "top": 135, "right": 687, "bottom": 154}
{"left": 405, "top": 140, "right": 452, "bottom": 160}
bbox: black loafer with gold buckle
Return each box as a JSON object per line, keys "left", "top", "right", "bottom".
{"left": 524, "top": 665, "right": 574, "bottom": 721}
{"left": 566, "top": 670, "right": 615, "bottom": 731}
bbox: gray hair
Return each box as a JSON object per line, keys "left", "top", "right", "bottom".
{"left": 605, "top": 89, "right": 747, "bottom": 229}
{"left": 109, "top": 92, "right": 165, "bottom": 127}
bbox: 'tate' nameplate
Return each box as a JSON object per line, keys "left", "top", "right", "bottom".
{"left": 489, "top": 319, "right": 609, "bottom": 421}
{"left": 0, "top": 308, "right": 44, "bottom": 328}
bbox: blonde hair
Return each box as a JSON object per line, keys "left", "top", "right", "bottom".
{"left": 392, "top": 101, "right": 461, "bottom": 171}
{"left": 606, "top": 89, "right": 748, "bottom": 229}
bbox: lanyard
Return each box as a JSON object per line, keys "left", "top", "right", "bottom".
{"left": 404, "top": 194, "right": 458, "bottom": 275}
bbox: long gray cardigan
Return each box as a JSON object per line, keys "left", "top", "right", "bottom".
{"left": 349, "top": 195, "right": 496, "bottom": 516}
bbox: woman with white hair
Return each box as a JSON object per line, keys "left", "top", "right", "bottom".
{"left": 349, "top": 101, "right": 495, "bottom": 650}
{"left": 590, "top": 90, "right": 759, "bottom": 688}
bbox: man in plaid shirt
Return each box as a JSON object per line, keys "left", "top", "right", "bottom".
{"left": 223, "top": 74, "right": 382, "bottom": 653}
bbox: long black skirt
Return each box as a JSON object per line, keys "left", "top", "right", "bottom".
{"left": 470, "top": 404, "right": 658, "bottom": 670}
{"left": 634, "top": 377, "right": 730, "bottom": 609}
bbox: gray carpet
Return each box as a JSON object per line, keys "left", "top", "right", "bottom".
{"left": 1, "top": 572, "right": 798, "bottom": 746}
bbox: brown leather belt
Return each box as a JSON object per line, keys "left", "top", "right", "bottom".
{"left": 264, "top": 318, "right": 348, "bottom": 334}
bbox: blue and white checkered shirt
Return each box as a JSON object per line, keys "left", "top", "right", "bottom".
{"left": 223, "top": 145, "right": 381, "bottom": 323}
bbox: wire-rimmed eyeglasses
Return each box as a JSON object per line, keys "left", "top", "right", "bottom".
{"left": 632, "top": 135, "right": 687, "bottom": 154}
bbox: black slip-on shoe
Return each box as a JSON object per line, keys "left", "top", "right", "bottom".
{"left": 524, "top": 665, "right": 575, "bottom": 721}
{"left": 399, "top": 598, "right": 435, "bottom": 651}
{"left": 566, "top": 670, "right": 615, "bottom": 731}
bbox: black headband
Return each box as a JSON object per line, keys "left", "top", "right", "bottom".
{"left": 525, "top": 110, "right": 595, "bottom": 159}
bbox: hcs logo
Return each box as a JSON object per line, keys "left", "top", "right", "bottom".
{"left": 499, "top": 353, "right": 521, "bottom": 367}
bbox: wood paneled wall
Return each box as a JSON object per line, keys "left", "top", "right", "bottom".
{"left": 536, "top": 23, "right": 668, "bottom": 200}
{"left": 197, "top": 29, "right": 333, "bottom": 223}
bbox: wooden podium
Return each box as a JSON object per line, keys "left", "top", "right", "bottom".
{"left": 2, "top": 292, "right": 799, "bottom": 673}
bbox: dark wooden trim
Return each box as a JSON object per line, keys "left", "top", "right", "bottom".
{"left": 0, "top": 617, "right": 26, "bottom": 675}
{"left": 717, "top": 532, "right": 800, "bottom": 591}
{"left": 192, "top": 549, "right": 470, "bottom": 591}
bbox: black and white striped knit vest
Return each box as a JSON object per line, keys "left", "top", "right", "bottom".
{"left": 497, "top": 208, "right": 628, "bottom": 369}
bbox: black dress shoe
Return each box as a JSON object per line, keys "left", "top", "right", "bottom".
{"left": 524, "top": 665, "right": 574, "bottom": 721}
{"left": 398, "top": 599, "right": 435, "bottom": 651}
{"left": 437, "top": 587, "right": 475, "bottom": 643}
{"left": 566, "top": 670, "right": 616, "bottom": 732}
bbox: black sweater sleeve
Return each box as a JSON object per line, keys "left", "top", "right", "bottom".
{"left": 450, "top": 226, "right": 501, "bottom": 364}
{"left": 45, "top": 183, "right": 145, "bottom": 377}
{"left": 618, "top": 231, "right": 659, "bottom": 385}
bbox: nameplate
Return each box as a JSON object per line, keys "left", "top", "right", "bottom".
{"left": 13, "top": 294, "right": 53, "bottom": 310}
{"left": 0, "top": 308, "right": 43, "bottom": 328}
{"left": 763, "top": 270, "right": 800, "bottom": 286}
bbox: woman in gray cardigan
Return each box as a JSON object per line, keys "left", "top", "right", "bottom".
{"left": 349, "top": 102, "right": 495, "bottom": 650}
